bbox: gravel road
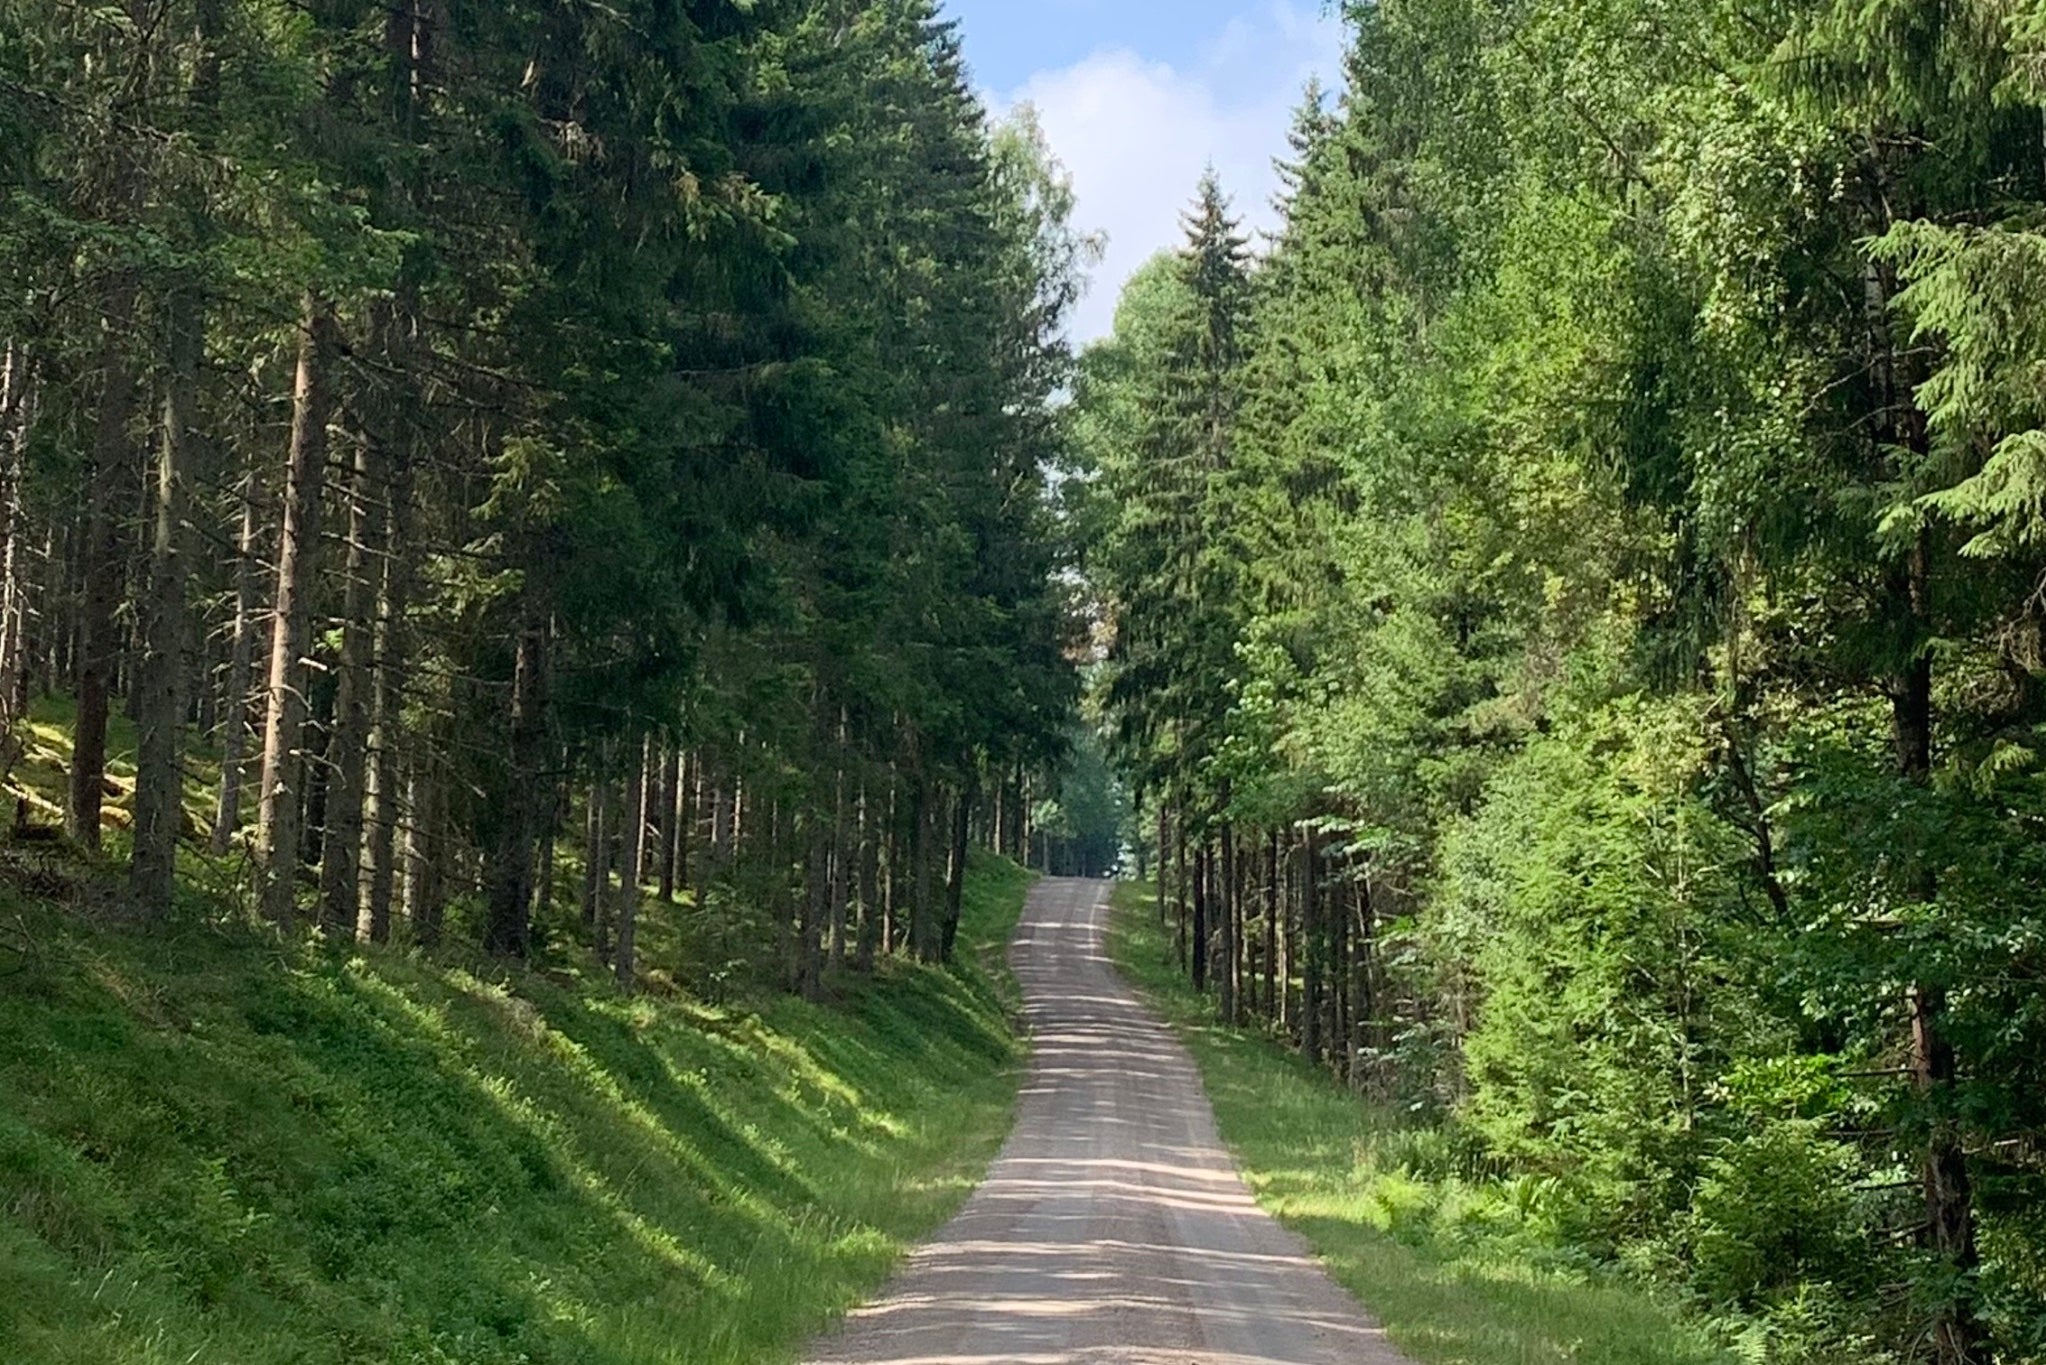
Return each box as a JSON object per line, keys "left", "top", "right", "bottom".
{"left": 805, "top": 876, "right": 1413, "bottom": 1365}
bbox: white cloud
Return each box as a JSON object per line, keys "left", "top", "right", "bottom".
{"left": 996, "top": 3, "right": 1345, "bottom": 342}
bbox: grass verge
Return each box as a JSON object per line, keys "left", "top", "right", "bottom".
{"left": 0, "top": 852, "right": 1035, "bottom": 1365}
{"left": 1106, "top": 879, "right": 1736, "bottom": 1365}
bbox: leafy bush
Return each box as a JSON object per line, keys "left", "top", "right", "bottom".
{"left": 1435, "top": 697, "right": 1767, "bottom": 1249}
{"left": 1684, "top": 1120, "right": 1867, "bottom": 1309}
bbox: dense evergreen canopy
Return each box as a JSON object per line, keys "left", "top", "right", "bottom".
{"left": 1077, "top": 2, "right": 2046, "bottom": 1360}
{"left": 0, "top": 0, "right": 1084, "bottom": 989}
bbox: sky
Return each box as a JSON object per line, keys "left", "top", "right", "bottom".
{"left": 944, "top": 1, "right": 1348, "bottom": 342}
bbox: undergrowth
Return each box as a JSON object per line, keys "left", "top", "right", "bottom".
{"left": 1107, "top": 879, "right": 1743, "bottom": 1365}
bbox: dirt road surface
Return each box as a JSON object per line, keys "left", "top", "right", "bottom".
{"left": 805, "top": 876, "right": 1413, "bottom": 1365}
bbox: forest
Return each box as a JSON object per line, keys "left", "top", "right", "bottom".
{"left": 0, "top": 0, "right": 1088, "bottom": 985}
{"left": 8, "top": 0, "right": 2046, "bottom": 1362}
{"left": 0, "top": 0, "right": 1100, "bottom": 1357}
{"left": 1078, "top": 1, "right": 2046, "bottom": 1362}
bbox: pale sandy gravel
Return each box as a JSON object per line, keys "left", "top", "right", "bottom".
{"left": 804, "top": 876, "right": 1416, "bottom": 1365}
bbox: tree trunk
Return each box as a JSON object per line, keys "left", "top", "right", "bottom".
{"left": 1018, "top": 770, "right": 1032, "bottom": 869}
{"left": 483, "top": 611, "right": 550, "bottom": 957}
{"left": 799, "top": 802, "right": 828, "bottom": 999}
{"left": 774, "top": 797, "right": 798, "bottom": 985}
{"left": 300, "top": 675, "right": 333, "bottom": 876}
{"left": 358, "top": 525, "right": 406, "bottom": 942}
{"left": 1350, "top": 872, "right": 1375, "bottom": 1092}
{"left": 596, "top": 768, "right": 623, "bottom": 961}
{"left": 1892, "top": 526, "right": 1980, "bottom": 1362}
{"left": 405, "top": 742, "right": 446, "bottom": 946}
{"left": 319, "top": 433, "right": 383, "bottom": 936}
{"left": 942, "top": 779, "right": 971, "bottom": 962}
{"left": 657, "top": 745, "right": 680, "bottom": 900}
{"left": 1219, "top": 825, "right": 1238, "bottom": 1024}
{"left": 130, "top": 282, "right": 202, "bottom": 911}
{"left": 255, "top": 296, "right": 339, "bottom": 929}
{"left": 828, "top": 755, "right": 850, "bottom": 972}
{"left": 613, "top": 735, "right": 648, "bottom": 991}
{"left": 1331, "top": 855, "right": 1350, "bottom": 1084}
{"left": 1157, "top": 804, "right": 1170, "bottom": 925}
{"left": 693, "top": 768, "right": 716, "bottom": 910}
{"left": 359, "top": 719, "right": 400, "bottom": 947}
{"left": 855, "top": 779, "right": 881, "bottom": 973}
{"left": 1241, "top": 834, "right": 1258, "bottom": 1016}
{"left": 211, "top": 479, "right": 261, "bottom": 853}
{"left": 0, "top": 506, "right": 28, "bottom": 730}
{"left": 53, "top": 516, "right": 79, "bottom": 697}
{"left": 1009, "top": 765, "right": 1027, "bottom": 862}
{"left": 882, "top": 777, "right": 903, "bottom": 955}
{"left": 675, "top": 749, "right": 696, "bottom": 897}
{"left": 1264, "top": 830, "right": 1280, "bottom": 1022}
{"left": 912, "top": 778, "right": 940, "bottom": 962}
{"left": 710, "top": 770, "right": 736, "bottom": 890}
{"left": 991, "top": 778, "right": 1007, "bottom": 861}
{"left": 129, "top": 0, "right": 223, "bottom": 910}
{"left": 1301, "top": 826, "right": 1322, "bottom": 1067}
{"left": 357, "top": 0, "right": 424, "bottom": 940}
{"left": 581, "top": 775, "right": 606, "bottom": 928}
{"left": 1174, "top": 808, "right": 1188, "bottom": 973}
{"left": 0, "top": 343, "right": 35, "bottom": 724}
{"left": 69, "top": 271, "right": 142, "bottom": 849}
{"left": 633, "top": 743, "right": 658, "bottom": 888}
{"left": 1280, "top": 834, "right": 1296, "bottom": 1032}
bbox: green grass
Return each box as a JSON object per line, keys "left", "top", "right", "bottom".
{"left": 0, "top": 851, "right": 1036, "bottom": 1364}
{"left": 1106, "top": 880, "right": 1738, "bottom": 1365}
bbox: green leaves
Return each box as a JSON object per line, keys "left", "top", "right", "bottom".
{"left": 1085, "top": 178, "right": 1256, "bottom": 817}
{"left": 1077, "top": 0, "right": 2046, "bottom": 1353}
{"left": 1881, "top": 220, "right": 2046, "bottom": 555}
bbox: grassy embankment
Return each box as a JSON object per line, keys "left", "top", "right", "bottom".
{"left": 0, "top": 694, "right": 1035, "bottom": 1364}
{"left": 1107, "top": 880, "right": 1738, "bottom": 1365}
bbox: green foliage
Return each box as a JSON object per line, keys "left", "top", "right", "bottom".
{"left": 1106, "top": 881, "right": 1738, "bottom": 1365}
{"left": 1074, "top": 1, "right": 2046, "bottom": 1359}
{"left": 1882, "top": 221, "right": 2046, "bottom": 557}
{"left": 1086, "top": 177, "right": 1257, "bottom": 817}
{"left": 1439, "top": 697, "right": 1760, "bottom": 1246}
{"left": 1686, "top": 1120, "right": 1868, "bottom": 1311}
{"left": 1031, "top": 716, "right": 1128, "bottom": 877}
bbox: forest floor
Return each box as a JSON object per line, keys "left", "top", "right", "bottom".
{"left": 1106, "top": 881, "right": 1742, "bottom": 1365}
{"left": 0, "top": 711, "right": 1035, "bottom": 1365}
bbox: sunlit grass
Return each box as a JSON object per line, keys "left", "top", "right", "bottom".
{"left": 0, "top": 850, "right": 1033, "bottom": 1364}
{"left": 1106, "top": 879, "right": 1736, "bottom": 1365}
{"left": 14, "top": 694, "right": 225, "bottom": 833}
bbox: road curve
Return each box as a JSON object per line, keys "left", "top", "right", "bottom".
{"left": 805, "top": 876, "right": 1413, "bottom": 1365}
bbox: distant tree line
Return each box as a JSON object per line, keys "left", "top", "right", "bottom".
{"left": 1021, "top": 718, "right": 1125, "bottom": 879}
